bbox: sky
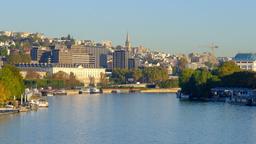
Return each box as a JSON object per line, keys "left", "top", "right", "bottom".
{"left": 1, "top": 0, "right": 256, "bottom": 56}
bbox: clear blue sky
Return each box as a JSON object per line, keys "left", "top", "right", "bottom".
{"left": 1, "top": 0, "right": 256, "bottom": 56}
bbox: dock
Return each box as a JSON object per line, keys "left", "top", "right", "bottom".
{"left": 0, "top": 108, "right": 19, "bottom": 115}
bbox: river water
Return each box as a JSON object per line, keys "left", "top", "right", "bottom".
{"left": 1, "top": 93, "right": 256, "bottom": 144}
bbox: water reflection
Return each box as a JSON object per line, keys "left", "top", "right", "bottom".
{"left": 0, "top": 94, "right": 256, "bottom": 144}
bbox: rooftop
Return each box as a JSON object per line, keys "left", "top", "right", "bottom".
{"left": 234, "top": 53, "right": 256, "bottom": 61}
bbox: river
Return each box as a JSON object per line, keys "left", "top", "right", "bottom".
{"left": 1, "top": 93, "right": 256, "bottom": 144}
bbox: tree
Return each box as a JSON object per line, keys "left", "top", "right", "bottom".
{"left": 187, "top": 68, "right": 213, "bottom": 98}
{"left": 221, "top": 71, "right": 256, "bottom": 88}
{"left": 215, "top": 61, "right": 241, "bottom": 77}
{"left": 7, "top": 53, "right": 31, "bottom": 64}
{"left": 177, "top": 57, "right": 188, "bottom": 74}
{"left": 111, "top": 68, "right": 129, "bottom": 84}
{"left": 99, "top": 72, "right": 109, "bottom": 88}
{"left": 132, "top": 69, "right": 143, "bottom": 82}
{"left": 157, "top": 79, "right": 179, "bottom": 88}
{"left": 25, "top": 70, "right": 41, "bottom": 79}
{"left": 0, "top": 82, "right": 11, "bottom": 102}
{"left": 89, "top": 76, "right": 95, "bottom": 87}
{"left": 179, "top": 68, "right": 194, "bottom": 93}
{"left": 52, "top": 71, "right": 69, "bottom": 80}
{"left": 143, "top": 67, "right": 168, "bottom": 83}
{"left": 0, "top": 48, "right": 8, "bottom": 56}
{"left": 0, "top": 65, "right": 25, "bottom": 101}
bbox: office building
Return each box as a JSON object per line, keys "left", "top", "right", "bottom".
{"left": 113, "top": 50, "right": 129, "bottom": 69}
{"left": 128, "top": 58, "right": 139, "bottom": 69}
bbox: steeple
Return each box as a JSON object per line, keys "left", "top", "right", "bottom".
{"left": 125, "top": 32, "right": 131, "bottom": 52}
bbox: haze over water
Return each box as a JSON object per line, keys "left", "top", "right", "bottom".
{"left": 1, "top": 94, "right": 256, "bottom": 144}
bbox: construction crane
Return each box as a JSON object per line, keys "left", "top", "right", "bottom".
{"left": 197, "top": 43, "right": 219, "bottom": 56}
{"left": 208, "top": 43, "right": 219, "bottom": 56}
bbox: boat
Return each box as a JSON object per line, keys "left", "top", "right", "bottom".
{"left": 30, "top": 99, "right": 49, "bottom": 107}
{"left": 47, "top": 92, "right": 54, "bottom": 97}
{"left": 79, "top": 87, "right": 101, "bottom": 94}
{"left": 176, "top": 90, "right": 190, "bottom": 100}
{"left": 111, "top": 89, "right": 130, "bottom": 94}
{"left": 0, "top": 108, "right": 19, "bottom": 115}
{"left": 53, "top": 89, "right": 67, "bottom": 96}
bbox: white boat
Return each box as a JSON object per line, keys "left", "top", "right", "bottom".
{"left": 79, "top": 87, "right": 101, "bottom": 94}
{"left": 47, "top": 92, "right": 54, "bottom": 97}
{"left": 176, "top": 90, "right": 190, "bottom": 100}
{"left": 30, "top": 99, "right": 49, "bottom": 107}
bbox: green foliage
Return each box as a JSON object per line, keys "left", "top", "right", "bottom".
{"left": 24, "top": 71, "right": 83, "bottom": 89}
{"left": 221, "top": 71, "right": 256, "bottom": 88}
{"left": 142, "top": 67, "right": 168, "bottom": 83}
{"left": 111, "top": 68, "right": 129, "bottom": 84}
{"left": 179, "top": 68, "right": 194, "bottom": 93}
{"left": 176, "top": 57, "right": 188, "bottom": 74}
{"left": 0, "top": 65, "right": 25, "bottom": 101}
{"left": 187, "top": 68, "right": 213, "bottom": 98}
{"left": 8, "top": 53, "right": 31, "bottom": 64}
{"left": 111, "top": 67, "right": 169, "bottom": 84}
{"left": 157, "top": 79, "right": 179, "bottom": 88}
{"left": 215, "top": 61, "right": 241, "bottom": 77}
{"left": 98, "top": 73, "right": 109, "bottom": 88}
{"left": 179, "top": 61, "right": 254, "bottom": 99}
{"left": 0, "top": 48, "right": 8, "bottom": 56}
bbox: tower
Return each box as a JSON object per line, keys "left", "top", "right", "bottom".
{"left": 125, "top": 33, "right": 131, "bottom": 52}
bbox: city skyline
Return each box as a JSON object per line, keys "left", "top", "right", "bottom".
{"left": 1, "top": 0, "right": 256, "bottom": 56}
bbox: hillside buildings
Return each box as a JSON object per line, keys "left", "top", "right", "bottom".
{"left": 234, "top": 53, "right": 256, "bottom": 71}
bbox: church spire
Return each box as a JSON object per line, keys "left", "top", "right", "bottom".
{"left": 126, "top": 32, "right": 130, "bottom": 43}
{"left": 125, "top": 32, "right": 131, "bottom": 52}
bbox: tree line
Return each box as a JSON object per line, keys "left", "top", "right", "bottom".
{"left": 110, "top": 67, "right": 179, "bottom": 88}
{"left": 179, "top": 61, "right": 256, "bottom": 99}
{"left": 24, "top": 71, "right": 83, "bottom": 89}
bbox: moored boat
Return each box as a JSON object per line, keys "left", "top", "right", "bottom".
{"left": 30, "top": 99, "right": 49, "bottom": 107}
{"left": 79, "top": 87, "right": 102, "bottom": 94}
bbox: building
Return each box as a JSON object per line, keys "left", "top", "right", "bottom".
{"left": 234, "top": 53, "right": 256, "bottom": 71}
{"left": 16, "top": 64, "right": 106, "bottom": 86}
{"left": 32, "top": 46, "right": 96, "bottom": 67}
{"left": 113, "top": 50, "right": 129, "bottom": 69}
{"left": 30, "top": 47, "right": 51, "bottom": 63}
{"left": 72, "top": 45, "right": 110, "bottom": 68}
{"left": 100, "top": 54, "right": 108, "bottom": 68}
{"left": 51, "top": 48, "right": 73, "bottom": 64}
{"left": 71, "top": 46, "right": 96, "bottom": 67}
{"left": 128, "top": 58, "right": 139, "bottom": 69}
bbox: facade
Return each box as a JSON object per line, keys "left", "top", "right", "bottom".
{"left": 100, "top": 54, "right": 108, "bottom": 68}
{"left": 30, "top": 47, "right": 51, "bottom": 63}
{"left": 113, "top": 50, "right": 129, "bottom": 69}
{"left": 72, "top": 45, "right": 110, "bottom": 68}
{"left": 16, "top": 64, "right": 106, "bottom": 86}
{"left": 234, "top": 53, "right": 256, "bottom": 71}
{"left": 128, "top": 58, "right": 139, "bottom": 69}
{"left": 71, "top": 46, "right": 96, "bottom": 67}
{"left": 33, "top": 46, "right": 96, "bottom": 67}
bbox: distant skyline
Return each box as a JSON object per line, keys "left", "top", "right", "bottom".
{"left": 1, "top": 0, "right": 256, "bottom": 56}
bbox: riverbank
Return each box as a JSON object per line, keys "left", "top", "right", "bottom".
{"left": 102, "top": 88, "right": 180, "bottom": 94}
